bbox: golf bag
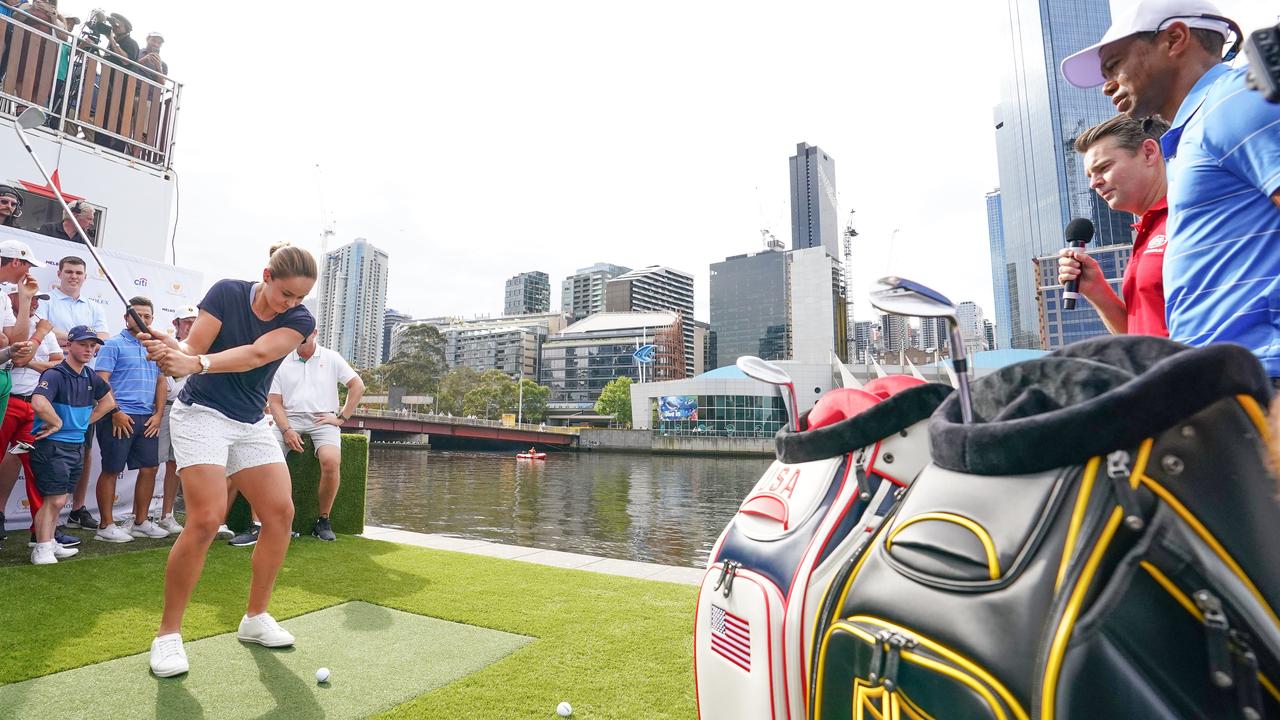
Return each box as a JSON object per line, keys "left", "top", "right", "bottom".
{"left": 695, "top": 377, "right": 952, "bottom": 720}
{"left": 811, "top": 335, "right": 1280, "bottom": 720}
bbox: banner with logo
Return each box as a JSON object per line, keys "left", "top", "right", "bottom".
{"left": 0, "top": 225, "right": 204, "bottom": 531}
{"left": 659, "top": 395, "right": 699, "bottom": 421}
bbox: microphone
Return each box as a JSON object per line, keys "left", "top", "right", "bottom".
{"left": 1061, "top": 218, "right": 1095, "bottom": 311}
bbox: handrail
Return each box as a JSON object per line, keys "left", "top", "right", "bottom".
{"left": 349, "top": 408, "right": 580, "bottom": 435}
{"left": 0, "top": 10, "right": 182, "bottom": 170}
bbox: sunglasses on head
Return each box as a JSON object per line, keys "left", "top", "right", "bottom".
{"left": 1155, "top": 14, "right": 1243, "bottom": 62}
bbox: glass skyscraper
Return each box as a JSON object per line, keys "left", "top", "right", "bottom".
{"left": 993, "top": 0, "right": 1136, "bottom": 349}
{"left": 710, "top": 250, "right": 789, "bottom": 365}
{"left": 985, "top": 190, "right": 1010, "bottom": 350}
{"left": 789, "top": 142, "right": 840, "bottom": 258}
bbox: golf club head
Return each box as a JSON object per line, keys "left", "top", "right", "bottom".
{"left": 17, "top": 107, "right": 46, "bottom": 131}
{"left": 736, "top": 355, "right": 792, "bottom": 387}
{"left": 869, "top": 276, "right": 958, "bottom": 320}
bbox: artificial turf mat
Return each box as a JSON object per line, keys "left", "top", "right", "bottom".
{"left": 0, "top": 534, "right": 698, "bottom": 718}
{"left": 0, "top": 601, "right": 530, "bottom": 719}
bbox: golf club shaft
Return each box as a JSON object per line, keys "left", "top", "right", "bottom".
{"left": 783, "top": 381, "right": 799, "bottom": 432}
{"left": 13, "top": 124, "right": 153, "bottom": 336}
{"left": 948, "top": 325, "right": 973, "bottom": 424}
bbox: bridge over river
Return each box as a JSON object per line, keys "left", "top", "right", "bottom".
{"left": 342, "top": 410, "right": 578, "bottom": 450}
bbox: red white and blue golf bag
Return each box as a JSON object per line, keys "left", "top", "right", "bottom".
{"left": 695, "top": 376, "right": 953, "bottom": 720}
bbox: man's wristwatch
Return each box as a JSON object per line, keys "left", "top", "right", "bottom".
{"left": 197, "top": 354, "right": 211, "bottom": 374}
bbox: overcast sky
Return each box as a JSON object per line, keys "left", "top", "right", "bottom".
{"left": 93, "top": 1, "right": 1274, "bottom": 324}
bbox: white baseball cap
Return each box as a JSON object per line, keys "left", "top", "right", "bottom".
{"left": 174, "top": 304, "right": 198, "bottom": 320}
{"left": 0, "top": 239, "right": 41, "bottom": 267}
{"left": 1060, "top": 0, "right": 1235, "bottom": 89}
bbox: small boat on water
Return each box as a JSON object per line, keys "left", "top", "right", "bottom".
{"left": 516, "top": 452, "right": 547, "bottom": 460}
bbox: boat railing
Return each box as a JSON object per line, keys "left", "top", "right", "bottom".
{"left": 0, "top": 8, "right": 181, "bottom": 170}
{"left": 352, "top": 408, "right": 580, "bottom": 436}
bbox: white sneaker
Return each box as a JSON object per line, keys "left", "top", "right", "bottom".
{"left": 52, "top": 543, "right": 79, "bottom": 559}
{"left": 215, "top": 524, "right": 234, "bottom": 539}
{"left": 158, "top": 514, "right": 184, "bottom": 534}
{"left": 127, "top": 519, "right": 170, "bottom": 539}
{"left": 30, "top": 541, "right": 56, "bottom": 565}
{"left": 237, "top": 613, "right": 295, "bottom": 648}
{"left": 150, "top": 633, "right": 189, "bottom": 677}
{"left": 94, "top": 524, "right": 134, "bottom": 543}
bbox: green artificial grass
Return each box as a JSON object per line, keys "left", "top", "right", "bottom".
{"left": 0, "top": 519, "right": 181, "bottom": 568}
{"left": 228, "top": 433, "right": 369, "bottom": 536}
{"left": 0, "top": 601, "right": 531, "bottom": 719}
{"left": 0, "top": 535, "right": 698, "bottom": 719}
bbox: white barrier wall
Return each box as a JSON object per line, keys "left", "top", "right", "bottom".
{"left": 0, "top": 225, "right": 203, "bottom": 531}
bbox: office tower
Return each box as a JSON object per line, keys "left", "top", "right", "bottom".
{"left": 789, "top": 142, "right": 840, "bottom": 257}
{"left": 604, "top": 265, "right": 696, "bottom": 377}
{"left": 504, "top": 271, "right": 551, "bottom": 315}
{"left": 561, "top": 263, "right": 631, "bottom": 321}
{"left": 317, "top": 238, "right": 389, "bottom": 369}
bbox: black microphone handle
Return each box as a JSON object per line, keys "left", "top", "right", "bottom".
{"left": 1062, "top": 241, "right": 1089, "bottom": 310}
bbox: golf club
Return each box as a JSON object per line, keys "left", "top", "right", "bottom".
{"left": 13, "top": 106, "right": 153, "bottom": 336}
{"left": 736, "top": 355, "right": 800, "bottom": 432}
{"left": 869, "top": 276, "right": 974, "bottom": 424}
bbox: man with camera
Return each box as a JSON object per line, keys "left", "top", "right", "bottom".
{"left": 1062, "top": 0, "right": 1280, "bottom": 381}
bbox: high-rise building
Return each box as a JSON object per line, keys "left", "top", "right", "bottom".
{"left": 382, "top": 308, "right": 411, "bottom": 364}
{"left": 432, "top": 312, "right": 567, "bottom": 379}
{"left": 985, "top": 189, "right": 1012, "bottom": 351}
{"left": 920, "top": 317, "right": 952, "bottom": 354}
{"left": 983, "top": 319, "right": 996, "bottom": 352}
{"left": 993, "top": 0, "right": 1136, "bottom": 348}
{"left": 561, "top": 263, "right": 631, "bottom": 321}
{"left": 789, "top": 142, "right": 840, "bottom": 257}
{"left": 691, "top": 320, "right": 712, "bottom": 375}
{"left": 852, "top": 321, "right": 875, "bottom": 363}
{"left": 1035, "top": 244, "right": 1130, "bottom": 350}
{"left": 956, "top": 301, "right": 987, "bottom": 355}
{"left": 788, "top": 246, "right": 848, "bottom": 363}
{"left": 317, "top": 238, "right": 389, "bottom": 369}
{"left": 604, "top": 266, "right": 696, "bottom": 377}
{"left": 880, "top": 314, "right": 909, "bottom": 353}
{"left": 504, "top": 271, "right": 550, "bottom": 316}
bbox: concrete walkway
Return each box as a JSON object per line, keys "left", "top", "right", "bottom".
{"left": 361, "top": 526, "right": 704, "bottom": 586}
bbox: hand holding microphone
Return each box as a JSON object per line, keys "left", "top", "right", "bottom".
{"left": 1061, "top": 218, "right": 1095, "bottom": 311}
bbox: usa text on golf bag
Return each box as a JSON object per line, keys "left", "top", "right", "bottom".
{"left": 811, "top": 336, "right": 1280, "bottom": 720}
{"left": 696, "top": 377, "right": 952, "bottom": 720}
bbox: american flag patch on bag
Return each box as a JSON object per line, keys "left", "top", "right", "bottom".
{"left": 710, "top": 604, "right": 751, "bottom": 671}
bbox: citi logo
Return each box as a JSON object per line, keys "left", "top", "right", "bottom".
{"left": 134, "top": 278, "right": 149, "bottom": 287}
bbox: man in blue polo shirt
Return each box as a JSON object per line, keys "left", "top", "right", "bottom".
{"left": 29, "top": 326, "right": 115, "bottom": 565}
{"left": 92, "top": 296, "right": 167, "bottom": 543}
{"left": 1062, "top": 0, "right": 1280, "bottom": 379}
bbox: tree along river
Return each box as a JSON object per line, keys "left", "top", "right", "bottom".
{"left": 365, "top": 447, "right": 771, "bottom": 568}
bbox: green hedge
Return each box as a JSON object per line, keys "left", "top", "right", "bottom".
{"left": 227, "top": 433, "right": 368, "bottom": 536}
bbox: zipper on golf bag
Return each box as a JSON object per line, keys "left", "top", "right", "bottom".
{"left": 817, "top": 616, "right": 1026, "bottom": 720}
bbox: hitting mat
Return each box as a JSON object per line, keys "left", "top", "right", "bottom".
{"left": 0, "top": 601, "right": 532, "bottom": 719}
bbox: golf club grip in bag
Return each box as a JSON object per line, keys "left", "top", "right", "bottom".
{"left": 811, "top": 335, "right": 1280, "bottom": 720}
{"left": 695, "top": 380, "right": 952, "bottom": 720}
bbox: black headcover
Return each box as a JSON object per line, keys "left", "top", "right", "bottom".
{"left": 775, "top": 383, "right": 953, "bottom": 464}
{"left": 929, "top": 335, "right": 1272, "bottom": 475}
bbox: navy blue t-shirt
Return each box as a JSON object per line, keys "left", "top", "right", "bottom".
{"left": 178, "top": 279, "right": 316, "bottom": 424}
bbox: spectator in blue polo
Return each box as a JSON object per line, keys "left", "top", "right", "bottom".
{"left": 29, "top": 325, "right": 115, "bottom": 565}
{"left": 1061, "top": 0, "right": 1280, "bottom": 381}
{"left": 92, "top": 296, "right": 168, "bottom": 543}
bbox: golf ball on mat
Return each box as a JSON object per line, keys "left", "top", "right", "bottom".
{"left": 316, "top": 667, "right": 330, "bottom": 683}
{"left": 556, "top": 701, "right": 573, "bottom": 717}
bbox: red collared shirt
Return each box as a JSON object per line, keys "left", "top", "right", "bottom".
{"left": 1122, "top": 197, "right": 1169, "bottom": 337}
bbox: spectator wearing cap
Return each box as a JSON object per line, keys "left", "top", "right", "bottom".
{"left": 0, "top": 185, "right": 22, "bottom": 228}
{"left": 0, "top": 239, "right": 41, "bottom": 348}
{"left": 28, "top": 325, "right": 115, "bottom": 565}
{"left": 36, "top": 201, "right": 95, "bottom": 245}
{"left": 44, "top": 255, "right": 108, "bottom": 531}
{"left": 154, "top": 304, "right": 200, "bottom": 536}
{"left": 92, "top": 296, "right": 167, "bottom": 543}
{"left": 0, "top": 283, "right": 72, "bottom": 547}
{"left": 139, "top": 31, "right": 166, "bottom": 77}
{"left": 1061, "top": 0, "right": 1280, "bottom": 380}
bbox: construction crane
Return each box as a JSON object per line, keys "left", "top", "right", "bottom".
{"left": 843, "top": 210, "right": 858, "bottom": 361}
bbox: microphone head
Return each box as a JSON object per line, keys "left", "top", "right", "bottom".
{"left": 1065, "top": 218, "right": 1095, "bottom": 244}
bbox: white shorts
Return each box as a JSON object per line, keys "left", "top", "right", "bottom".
{"left": 272, "top": 414, "right": 341, "bottom": 455}
{"left": 169, "top": 400, "right": 285, "bottom": 475}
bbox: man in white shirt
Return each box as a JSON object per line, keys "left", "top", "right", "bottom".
{"left": 266, "top": 330, "right": 363, "bottom": 542}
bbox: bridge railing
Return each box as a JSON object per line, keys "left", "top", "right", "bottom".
{"left": 351, "top": 408, "right": 580, "bottom": 436}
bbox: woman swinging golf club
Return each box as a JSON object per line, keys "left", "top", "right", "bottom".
{"left": 142, "top": 242, "right": 317, "bottom": 678}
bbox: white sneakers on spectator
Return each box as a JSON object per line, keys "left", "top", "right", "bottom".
{"left": 128, "top": 518, "right": 170, "bottom": 539}
{"left": 94, "top": 523, "right": 134, "bottom": 543}
{"left": 150, "top": 633, "right": 189, "bottom": 677}
{"left": 158, "top": 514, "right": 184, "bottom": 534}
{"left": 216, "top": 524, "right": 234, "bottom": 539}
{"left": 237, "top": 613, "right": 295, "bottom": 647}
{"left": 29, "top": 541, "right": 77, "bottom": 565}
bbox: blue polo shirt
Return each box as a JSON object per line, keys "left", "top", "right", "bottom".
{"left": 33, "top": 361, "right": 111, "bottom": 444}
{"left": 96, "top": 329, "right": 161, "bottom": 415}
{"left": 1161, "top": 63, "right": 1280, "bottom": 377}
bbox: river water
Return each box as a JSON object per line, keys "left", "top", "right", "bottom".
{"left": 365, "top": 447, "right": 771, "bottom": 568}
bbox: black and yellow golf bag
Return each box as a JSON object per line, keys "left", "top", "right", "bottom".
{"left": 810, "top": 336, "right": 1280, "bottom": 720}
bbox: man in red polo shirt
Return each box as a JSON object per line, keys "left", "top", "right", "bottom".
{"left": 1059, "top": 114, "right": 1170, "bottom": 336}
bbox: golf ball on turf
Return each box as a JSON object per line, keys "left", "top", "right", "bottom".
{"left": 316, "top": 667, "right": 330, "bottom": 683}
{"left": 556, "top": 701, "right": 572, "bottom": 717}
